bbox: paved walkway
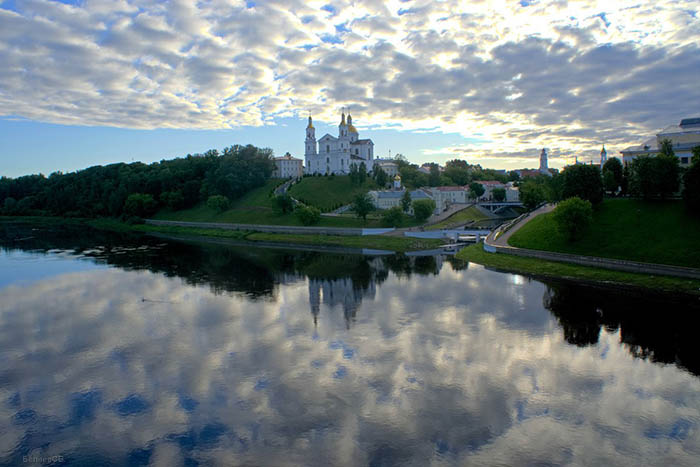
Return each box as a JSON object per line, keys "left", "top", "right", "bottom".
{"left": 425, "top": 203, "right": 475, "bottom": 226}
{"left": 490, "top": 203, "right": 554, "bottom": 247}
{"left": 484, "top": 204, "right": 700, "bottom": 280}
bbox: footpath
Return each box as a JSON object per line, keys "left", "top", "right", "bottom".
{"left": 484, "top": 204, "right": 700, "bottom": 280}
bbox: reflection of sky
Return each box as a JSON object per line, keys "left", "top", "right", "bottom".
{"left": 1, "top": 251, "right": 699, "bottom": 466}
{"left": 0, "top": 250, "right": 107, "bottom": 289}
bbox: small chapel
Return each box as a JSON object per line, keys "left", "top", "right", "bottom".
{"left": 304, "top": 113, "right": 375, "bottom": 175}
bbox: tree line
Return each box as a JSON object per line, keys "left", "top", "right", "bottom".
{"left": 0, "top": 144, "right": 275, "bottom": 220}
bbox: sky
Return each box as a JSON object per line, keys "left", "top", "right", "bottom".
{"left": 0, "top": 0, "right": 699, "bottom": 178}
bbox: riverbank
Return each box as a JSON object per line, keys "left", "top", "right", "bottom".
{"left": 0, "top": 216, "right": 444, "bottom": 253}
{"left": 457, "top": 243, "right": 700, "bottom": 295}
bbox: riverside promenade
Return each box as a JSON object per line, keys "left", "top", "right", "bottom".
{"left": 144, "top": 219, "right": 394, "bottom": 236}
{"left": 484, "top": 204, "right": 700, "bottom": 280}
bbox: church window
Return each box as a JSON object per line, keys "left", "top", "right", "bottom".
{"left": 326, "top": 157, "right": 329, "bottom": 163}
{"left": 355, "top": 149, "right": 359, "bottom": 155}
{"left": 326, "top": 145, "right": 330, "bottom": 152}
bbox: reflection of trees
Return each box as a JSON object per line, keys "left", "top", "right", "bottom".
{"left": 544, "top": 283, "right": 700, "bottom": 376}
{"left": 1, "top": 222, "right": 456, "bottom": 329}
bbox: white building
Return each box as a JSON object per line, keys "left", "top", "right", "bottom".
{"left": 539, "top": 148, "right": 552, "bottom": 176}
{"left": 621, "top": 118, "right": 700, "bottom": 167}
{"left": 375, "top": 160, "right": 399, "bottom": 177}
{"left": 272, "top": 153, "right": 303, "bottom": 179}
{"left": 304, "top": 113, "right": 375, "bottom": 175}
{"left": 368, "top": 188, "right": 433, "bottom": 214}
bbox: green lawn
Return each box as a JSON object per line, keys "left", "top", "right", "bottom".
{"left": 508, "top": 199, "right": 700, "bottom": 268}
{"left": 456, "top": 243, "right": 700, "bottom": 295}
{"left": 288, "top": 175, "right": 376, "bottom": 211}
{"left": 426, "top": 206, "right": 489, "bottom": 230}
{"left": 153, "top": 179, "right": 386, "bottom": 228}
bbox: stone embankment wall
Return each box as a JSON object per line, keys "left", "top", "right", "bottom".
{"left": 145, "top": 219, "right": 394, "bottom": 237}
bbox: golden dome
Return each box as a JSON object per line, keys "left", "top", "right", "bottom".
{"left": 348, "top": 124, "right": 358, "bottom": 133}
{"left": 307, "top": 116, "right": 314, "bottom": 129}
{"left": 394, "top": 174, "right": 401, "bottom": 181}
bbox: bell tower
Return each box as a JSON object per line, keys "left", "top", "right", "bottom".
{"left": 305, "top": 116, "right": 316, "bottom": 156}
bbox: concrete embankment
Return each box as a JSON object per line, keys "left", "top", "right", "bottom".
{"left": 145, "top": 219, "right": 395, "bottom": 236}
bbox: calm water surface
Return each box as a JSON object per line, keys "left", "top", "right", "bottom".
{"left": 1, "top": 223, "right": 699, "bottom": 466}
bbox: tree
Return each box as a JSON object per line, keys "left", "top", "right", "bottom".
{"left": 602, "top": 157, "right": 623, "bottom": 192}
{"left": 468, "top": 182, "right": 485, "bottom": 201}
{"left": 692, "top": 146, "right": 700, "bottom": 166}
{"left": 274, "top": 194, "right": 294, "bottom": 214}
{"left": 553, "top": 197, "right": 593, "bottom": 241}
{"left": 206, "top": 194, "right": 230, "bottom": 212}
{"left": 358, "top": 162, "right": 367, "bottom": 185}
{"left": 562, "top": 164, "right": 603, "bottom": 205}
{"left": 429, "top": 164, "right": 441, "bottom": 186}
{"left": 375, "top": 167, "right": 388, "bottom": 187}
{"left": 124, "top": 193, "right": 158, "bottom": 218}
{"left": 349, "top": 163, "right": 359, "bottom": 185}
{"left": 352, "top": 193, "right": 374, "bottom": 222}
{"left": 683, "top": 161, "right": 700, "bottom": 215}
{"left": 655, "top": 153, "right": 680, "bottom": 199}
{"left": 520, "top": 180, "right": 546, "bottom": 210}
{"left": 381, "top": 206, "right": 404, "bottom": 227}
{"left": 492, "top": 187, "right": 506, "bottom": 202}
{"left": 603, "top": 170, "right": 617, "bottom": 194}
{"left": 3, "top": 197, "right": 17, "bottom": 215}
{"left": 160, "top": 191, "right": 185, "bottom": 210}
{"left": 659, "top": 138, "right": 675, "bottom": 157}
{"left": 412, "top": 199, "right": 436, "bottom": 222}
{"left": 400, "top": 190, "right": 412, "bottom": 212}
{"left": 296, "top": 205, "right": 321, "bottom": 225}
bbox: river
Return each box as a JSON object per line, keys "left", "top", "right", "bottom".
{"left": 1, "top": 222, "right": 699, "bottom": 466}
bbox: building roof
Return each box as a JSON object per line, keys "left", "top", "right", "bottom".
{"left": 680, "top": 118, "right": 700, "bottom": 127}
{"left": 274, "top": 155, "right": 302, "bottom": 161}
{"left": 434, "top": 186, "right": 467, "bottom": 192}
{"left": 371, "top": 189, "right": 431, "bottom": 200}
{"left": 377, "top": 161, "right": 398, "bottom": 166}
{"left": 350, "top": 139, "right": 373, "bottom": 145}
{"left": 477, "top": 180, "right": 505, "bottom": 186}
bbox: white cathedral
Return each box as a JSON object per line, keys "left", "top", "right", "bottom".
{"left": 304, "top": 113, "right": 375, "bottom": 175}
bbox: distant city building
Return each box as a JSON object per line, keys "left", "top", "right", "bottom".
{"left": 273, "top": 152, "right": 303, "bottom": 179}
{"left": 368, "top": 188, "right": 432, "bottom": 213}
{"left": 621, "top": 118, "right": 700, "bottom": 167}
{"left": 304, "top": 113, "right": 375, "bottom": 175}
{"left": 375, "top": 160, "right": 399, "bottom": 177}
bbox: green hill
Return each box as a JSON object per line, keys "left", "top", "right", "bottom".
{"left": 154, "top": 178, "right": 384, "bottom": 228}
{"left": 288, "top": 175, "right": 376, "bottom": 212}
{"left": 508, "top": 198, "right": 700, "bottom": 268}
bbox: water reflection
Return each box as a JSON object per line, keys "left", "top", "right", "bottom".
{"left": 1, "top": 223, "right": 699, "bottom": 466}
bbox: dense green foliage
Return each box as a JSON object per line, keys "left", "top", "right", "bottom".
{"left": 468, "top": 182, "right": 485, "bottom": 200}
{"left": 0, "top": 144, "right": 274, "bottom": 219}
{"left": 561, "top": 164, "right": 603, "bottom": 205}
{"left": 381, "top": 206, "right": 405, "bottom": 227}
{"left": 602, "top": 157, "right": 623, "bottom": 193}
{"left": 295, "top": 205, "right": 321, "bottom": 225}
{"left": 508, "top": 199, "right": 700, "bottom": 268}
{"left": 682, "top": 149, "right": 700, "bottom": 215}
{"left": 412, "top": 199, "right": 436, "bottom": 222}
{"left": 207, "top": 195, "right": 230, "bottom": 212}
{"left": 519, "top": 180, "right": 547, "bottom": 210}
{"left": 274, "top": 194, "right": 295, "bottom": 214}
{"left": 552, "top": 197, "right": 593, "bottom": 241}
{"left": 352, "top": 193, "right": 375, "bottom": 222}
{"left": 288, "top": 175, "right": 376, "bottom": 212}
{"left": 492, "top": 187, "right": 506, "bottom": 202}
{"left": 401, "top": 190, "right": 412, "bottom": 212}
{"left": 124, "top": 193, "right": 158, "bottom": 218}
{"left": 629, "top": 154, "right": 680, "bottom": 199}
{"left": 456, "top": 243, "right": 699, "bottom": 295}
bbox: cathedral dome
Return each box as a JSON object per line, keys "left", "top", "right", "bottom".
{"left": 348, "top": 124, "right": 358, "bottom": 133}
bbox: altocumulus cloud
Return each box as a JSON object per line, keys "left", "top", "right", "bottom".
{"left": 0, "top": 0, "right": 699, "bottom": 160}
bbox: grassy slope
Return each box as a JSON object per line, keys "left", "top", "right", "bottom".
{"left": 508, "top": 199, "right": 700, "bottom": 268}
{"left": 154, "top": 179, "right": 385, "bottom": 228}
{"left": 457, "top": 243, "right": 700, "bottom": 295}
{"left": 288, "top": 175, "right": 376, "bottom": 211}
{"left": 427, "top": 206, "right": 489, "bottom": 230}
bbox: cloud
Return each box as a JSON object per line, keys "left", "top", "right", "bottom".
{"left": 0, "top": 0, "right": 699, "bottom": 159}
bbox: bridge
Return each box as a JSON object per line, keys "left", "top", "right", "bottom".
{"left": 404, "top": 228, "right": 493, "bottom": 242}
{"left": 478, "top": 201, "right": 523, "bottom": 214}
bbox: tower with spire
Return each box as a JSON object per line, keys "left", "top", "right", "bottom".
{"left": 305, "top": 116, "right": 316, "bottom": 158}
{"left": 600, "top": 145, "right": 607, "bottom": 166}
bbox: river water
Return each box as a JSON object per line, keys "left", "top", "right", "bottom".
{"left": 1, "top": 223, "right": 699, "bottom": 466}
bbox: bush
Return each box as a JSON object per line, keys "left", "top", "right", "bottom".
{"left": 381, "top": 206, "right": 404, "bottom": 227}
{"left": 412, "top": 199, "right": 436, "bottom": 222}
{"left": 123, "top": 193, "right": 158, "bottom": 218}
{"left": 352, "top": 193, "right": 375, "bottom": 222}
{"left": 206, "top": 195, "right": 230, "bottom": 212}
{"left": 160, "top": 191, "right": 185, "bottom": 210}
{"left": 274, "top": 194, "right": 294, "bottom": 214}
{"left": 296, "top": 205, "right": 321, "bottom": 225}
{"left": 553, "top": 197, "right": 593, "bottom": 241}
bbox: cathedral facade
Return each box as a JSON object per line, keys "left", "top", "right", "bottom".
{"left": 304, "top": 113, "right": 375, "bottom": 175}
